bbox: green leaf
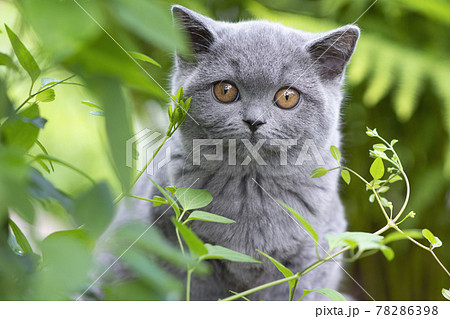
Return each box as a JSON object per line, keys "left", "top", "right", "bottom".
{"left": 442, "top": 288, "right": 450, "bottom": 301}
{"left": 330, "top": 145, "right": 341, "bottom": 161}
{"left": 81, "top": 100, "right": 103, "bottom": 110}
{"left": 176, "top": 87, "right": 184, "bottom": 103}
{"left": 201, "top": 244, "right": 262, "bottom": 263}
{"left": 33, "top": 154, "right": 95, "bottom": 185}
{"left": 165, "top": 186, "right": 177, "bottom": 195}
{"left": 377, "top": 186, "right": 390, "bottom": 193}
{"left": 148, "top": 178, "right": 180, "bottom": 217}
{"left": 1, "top": 103, "right": 43, "bottom": 152}
{"left": 388, "top": 175, "right": 402, "bottom": 183}
{"left": 35, "top": 89, "right": 55, "bottom": 102}
{"left": 89, "top": 111, "right": 104, "bottom": 116}
{"left": 0, "top": 148, "right": 34, "bottom": 223}
{"left": 326, "top": 232, "right": 390, "bottom": 260}
{"left": 373, "top": 143, "right": 389, "bottom": 151}
{"left": 5, "top": 24, "right": 40, "bottom": 86}
{"left": 380, "top": 246, "right": 395, "bottom": 261}
{"left": 35, "top": 140, "right": 54, "bottom": 171}
{"left": 103, "top": 280, "right": 164, "bottom": 301}
{"left": 432, "top": 237, "right": 443, "bottom": 249}
{"left": 366, "top": 127, "right": 378, "bottom": 137}
{"left": 184, "top": 96, "right": 192, "bottom": 111}
{"left": 370, "top": 157, "right": 385, "bottom": 180}
{"left": 72, "top": 183, "right": 114, "bottom": 238}
{"left": 8, "top": 218, "right": 33, "bottom": 254}
{"left": 326, "top": 232, "right": 381, "bottom": 251}
{"left": 0, "top": 78, "right": 14, "bottom": 118}
{"left": 379, "top": 196, "right": 389, "bottom": 207}
{"left": 300, "top": 288, "right": 346, "bottom": 301}
{"left": 112, "top": 0, "right": 186, "bottom": 53}
{"left": 277, "top": 201, "right": 319, "bottom": 243}
{"left": 0, "top": 52, "right": 17, "bottom": 70}
{"left": 35, "top": 229, "right": 93, "bottom": 299}
{"left": 7, "top": 228, "right": 24, "bottom": 255}
{"left": 185, "top": 211, "right": 235, "bottom": 224}
{"left": 172, "top": 218, "right": 208, "bottom": 256}
{"left": 149, "top": 195, "right": 168, "bottom": 207}
{"left": 369, "top": 149, "right": 389, "bottom": 160}
{"left": 28, "top": 168, "right": 72, "bottom": 212}
{"left": 382, "top": 230, "right": 423, "bottom": 245}
{"left": 32, "top": 156, "right": 51, "bottom": 173}
{"left": 89, "top": 78, "right": 132, "bottom": 193}
{"left": 20, "top": 0, "right": 103, "bottom": 61}
{"left": 422, "top": 229, "right": 438, "bottom": 246}
{"left": 115, "top": 223, "right": 202, "bottom": 273}
{"left": 340, "top": 170, "right": 351, "bottom": 184}
{"left": 175, "top": 188, "right": 213, "bottom": 211}
{"left": 129, "top": 51, "right": 161, "bottom": 67}
{"left": 122, "top": 250, "right": 183, "bottom": 298}
{"left": 257, "top": 250, "right": 296, "bottom": 299}
{"left": 310, "top": 167, "right": 328, "bottom": 178}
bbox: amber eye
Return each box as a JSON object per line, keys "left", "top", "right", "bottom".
{"left": 213, "top": 81, "right": 239, "bottom": 103}
{"left": 274, "top": 87, "right": 300, "bottom": 109}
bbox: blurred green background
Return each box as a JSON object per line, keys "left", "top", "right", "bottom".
{"left": 1, "top": 0, "right": 449, "bottom": 300}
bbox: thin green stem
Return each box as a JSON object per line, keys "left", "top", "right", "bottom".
{"left": 395, "top": 213, "right": 411, "bottom": 226}
{"left": 229, "top": 291, "right": 251, "bottom": 301}
{"left": 289, "top": 278, "right": 299, "bottom": 301}
{"left": 179, "top": 210, "right": 187, "bottom": 223}
{"left": 29, "top": 154, "right": 95, "bottom": 185}
{"left": 392, "top": 225, "right": 429, "bottom": 250}
{"left": 221, "top": 273, "right": 300, "bottom": 301}
{"left": 393, "top": 170, "right": 410, "bottom": 223}
{"left": 186, "top": 268, "right": 193, "bottom": 301}
{"left": 16, "top": 74, "right": 76, "bottom": 112}
{"left": 113, "top": 135, "right": 170, "bottom": 204}
{"left": 126, "top": 194, "right": 154, "bottom": 202}
{"left": 113, "top": 193, "right": 125, "bottom": 205}
{"left": 176, "top": 227, "right": 185, "bottom": 256}
{"left": 132, "top": 135, "right": 169, "bottom": 187}
{"left": 343, "top": 167, "right": 390, "bottom": 222}
{"left": 430, "top": 250, "right": 450, "bottom": 277}
{"left": 314, "top": 243, "right": 320, "bottom": 261}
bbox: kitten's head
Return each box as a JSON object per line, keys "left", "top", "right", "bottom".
{"left": 171, "top": 5, "right": 359, "bottom": 150}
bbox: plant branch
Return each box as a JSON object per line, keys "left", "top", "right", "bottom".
{"left": 430, "top": 250, "right": 450, "bottom": 277}
{"left": 16, "top": 74, "right": 76, "bottom": 112}
{"left": 222, "top": 223, "right": 392, "bottom": 301}
{"left": 113, "top": 135, "right": 170, "bottom": 204}
{"left": 343, "top": 166, "right": 390, "bottom": 222}
{"left": 392, "top": 170, "right": 410, "bottom": 223}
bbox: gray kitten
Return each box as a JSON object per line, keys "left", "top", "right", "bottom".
{"left": 123, "top": 5, "right": 359, "bottom": 301}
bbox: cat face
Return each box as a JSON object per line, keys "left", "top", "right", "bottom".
{"left": 171, "top": 6, "right": 359, "bottom": 149}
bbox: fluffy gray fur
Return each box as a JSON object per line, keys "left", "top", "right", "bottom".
{"left": 114, "top": 5, "right": 359, "bottom": 301}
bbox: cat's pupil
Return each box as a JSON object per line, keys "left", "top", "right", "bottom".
{"left": 284, "top": 92, "right": 289, "bottom": 100}
{"left": 223, "top": 87, "right": 229, "bottom": 94}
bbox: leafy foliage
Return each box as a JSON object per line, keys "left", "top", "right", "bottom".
{"left": 1, "top": 0, "right": 449, "bottom": 301}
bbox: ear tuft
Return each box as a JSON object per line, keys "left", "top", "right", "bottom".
{"left": 171, "top": 5, "right": 215, "bottom": 56}
{"left": 306, "top": 25, "right": 360, "bottom": 80}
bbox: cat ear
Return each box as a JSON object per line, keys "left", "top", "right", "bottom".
{"left": 171, "top": 5, "right": 216, "bottom": 57}
{"left": 306, "top": 25, "right": 360, "bottom": 80}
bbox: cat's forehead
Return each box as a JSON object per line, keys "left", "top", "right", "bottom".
{"left": 216, "top": 20, "right": 310, "bottom": 52}
{"left": 207, "top": 21, "right": 313, "bottom": 86}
